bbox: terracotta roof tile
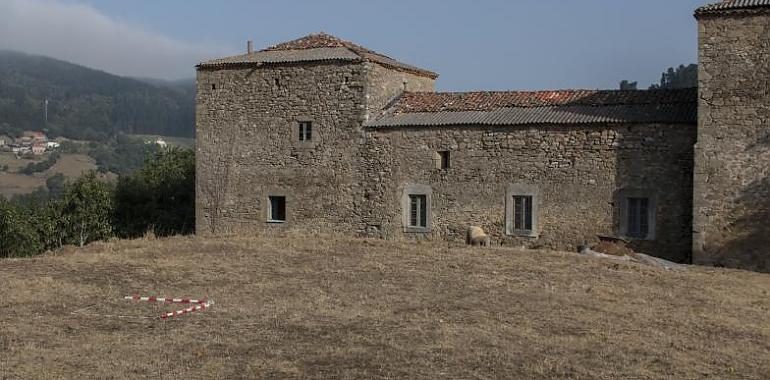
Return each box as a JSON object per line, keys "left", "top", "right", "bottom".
{"left": 199, "top": 33, "right": 437, "bottom": 78}
{"left": 387, "top": 88, "right": 697, "bottom": 114}
{"left": 695, "top": 0, "right": 770, "bottom": 16}
{"left": 366, "top": 88, "right": 697, "bottom": 128}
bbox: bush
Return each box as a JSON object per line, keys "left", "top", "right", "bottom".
{"left": 0, "top": 200, "right": 42, "bottom": 257}
{"left": 114, "top": 148, "right": 194, "bottom": 237}
{"left": 0, "top": 149, "right": 194, "bottom": 257}
{"left": 59, "top": 171, "right": 114, "bottom": 247}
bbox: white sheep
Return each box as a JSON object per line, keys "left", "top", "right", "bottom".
{"left": 466, "top": 226, "right": 491, "bottom": 247}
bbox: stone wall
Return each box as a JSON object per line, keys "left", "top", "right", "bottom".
{"left": 195, "top": 61, "right": 434, "bottom": 237}
{"left": 195, "top": 61, "right": 368, "bottom": 235}
{"left": 363, "top": 63, "right": 435, "bottom": 122}
{"left": 694, "top": 12, "right": 770, "bottom": 272}
{"left": 195, "top": 55, "right": 696, "bottom": 263}
{"left": 362, "top": 124, "right": 696, "bottom": 262}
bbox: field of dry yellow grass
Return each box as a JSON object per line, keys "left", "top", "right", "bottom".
{"left": 0, "top": 235, "right": 768, "bottom": 379}
{"left": 0, "top": 153, "right": 96, "bottom": 198}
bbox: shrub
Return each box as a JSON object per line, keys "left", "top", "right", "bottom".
{"left": 114, "top": 148, "right": 194, "bottom": 237}
{"left": 0, "top": 200, "right": 42, "bottom": 257}
{"left": 59, "top": 171, "right": 114, "bottom": 247}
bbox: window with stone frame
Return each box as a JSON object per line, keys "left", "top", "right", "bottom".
{"left": 409, "top": 194, "right": 428, "bottom": 228}
{"left": 505, "top": 184, "right": 539, "bottom": 237}
{"left": 626, "top": 197, "right": 650, "bottom": 238}
{"left": 402, "top": 184, "right": 432, "bottom": 233}
{"left": 268, "top": 196, "right": 286, "bottom": 223}
{"left": 512, "top": 195, "right": 534, "bottom": 232}
{"left": 617, "top": 190, "right": 656, "bottom": 240}
{"left": 298, "top": 121, "right": 312, "bottom": 142}
{"left": 435, "top": 151, "right": 450, "bottom": 170}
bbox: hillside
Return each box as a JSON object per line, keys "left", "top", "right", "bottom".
{"left": 0, "top": 51, "right": 194, "bottom": 141}
{"left": 0, "top": 152, "right": 96, "bottom": 199}
{"left": 0, "top": 236, "right": 768, "bottom": 379}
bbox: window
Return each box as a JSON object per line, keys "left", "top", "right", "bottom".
{"left": 626, "top": 197, "right": 650, "bottom": 238}
{"left": 505, "top": 184, "right": 539, "bottom": 237}
{"left": 298, "top": 121, "right": 312, "bottom": 142}
{"left": 211, "top": 84, "right": 216, "bottom": 90}
{"left": 436, "top": 151, "right": 450, "bottom": 170}
{"left": 402, "top": 184, "right": 432, "bottom": 233}
{"left": 268, "top": 196, "right": 286, "bottom": 223}
{"left": 409, "top": 194, "right": 427, "bottom": 228}
{"left": 617, "top": 190, "right": 656, "bottom": 240}
{"left": 512, "top": 195, "right": 533, "bottom": 232}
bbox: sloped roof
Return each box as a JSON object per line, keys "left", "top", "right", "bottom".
{"left": 695, "top": 0, "right": 770, "bottom": 16}
{"left": 366, "top": 88, "right": 697, "bottom": 128}
{"left": 198, "top": 33, "right": 437, "bottom": 78}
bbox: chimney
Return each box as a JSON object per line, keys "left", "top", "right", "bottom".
{"left": 247, "top": 40, "right": 253, "bottom": 54}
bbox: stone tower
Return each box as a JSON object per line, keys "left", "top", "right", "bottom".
{"left": 194, "top": 33, "right": 435, "bottom": 236}
{"left": 693, "top": 1, "right": 770, "bottom": 271}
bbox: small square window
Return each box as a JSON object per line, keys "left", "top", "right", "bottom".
{"left": 299, "top": 121, "right": 312, "bottom": 142}
{"left": 409, "top": 194, "right": 427, "bottom": 228}
{"left": 268, "top": 196, "right": 286, "bottom": 223}
{"left": 435, "top": 151, "right": 450, "bottom": 170}
{"left": 211, "top": 84, "right": 216, "bottom": 90}
{"left": 626, "top": 197, "right": 650, "bottom": 238}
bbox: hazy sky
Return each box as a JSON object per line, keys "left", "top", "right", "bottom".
{"left": 0, "top": 0, "right": 709, "bottom": 90}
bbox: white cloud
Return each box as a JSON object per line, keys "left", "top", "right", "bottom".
{"left": 0, "top": 0, "right": 232, "bottom": 79}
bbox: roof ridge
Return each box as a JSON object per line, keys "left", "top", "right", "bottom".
{"left": 695, "top": 0, "right": 770, "bottom": 16}
{"left": 219, "top": 32, "right": 438, "bottom": 78}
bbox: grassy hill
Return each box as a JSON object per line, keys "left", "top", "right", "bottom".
{"left": 0, "top": 152, "right": 96, "bottom": 198}
{"left": 0, "top": 236, "right": 768, "bottom": 379}
{"left": 0, "top": 50, "right": 194, "bottom": 141}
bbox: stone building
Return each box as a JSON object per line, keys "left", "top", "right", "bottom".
{"left": 693, "top": 0, "right": 770, "bottom": 272}
{"left": 196, "top": 0, "right": 770, "bottom": 271}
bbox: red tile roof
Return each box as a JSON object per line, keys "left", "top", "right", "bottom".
{"left": 366, "top": 88, "right": 697, "bottom": 128}
{"left": 200, "top": 33, "right": 437, "bottom": 79}
{"left": 388, "top": 88, "right": 697, "bottom": 114}
{"left": 695, "top": 0, "right": 770, "bottom": 16}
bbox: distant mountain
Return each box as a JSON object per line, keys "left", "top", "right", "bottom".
{"left": 0, "top": 51, "right": 195, "bottom": 141}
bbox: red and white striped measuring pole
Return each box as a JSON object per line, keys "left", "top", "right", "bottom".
{"left": 124, "top": 294, "right": 213, "bottom": 320}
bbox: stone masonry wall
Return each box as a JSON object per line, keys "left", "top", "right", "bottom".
{"left": 362, "top": 124, "right": 695, "bottom": 262}
{"left": 195, "top": 61, "right": 368, "bottom": 236}
{"left": 694, "top": 12, "right": 770, "bottom": 272}
{"left": 363, "top": 63, "right": 435, "bottom": 122}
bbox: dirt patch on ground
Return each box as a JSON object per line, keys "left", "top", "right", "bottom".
{"left": 0, "top": 236, "right": 768, "bottom": 379}
{"left": 46, "top": 154, "right": 96, "bottom": 178}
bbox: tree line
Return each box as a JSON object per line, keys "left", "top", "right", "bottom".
{"left": 620, "top": 64, "right": 698, "bottom": 90}
{"left": 0, "top": 148, "right": 194, "bottom": 257}
{"left": 0, "top": 50, "right": 194, "bottom": 142}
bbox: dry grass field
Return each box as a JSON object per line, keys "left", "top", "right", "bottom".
{"left": 0, "top": 153, "right": 96, "bottom": 198}
{"left": 0, "top": 236, "right": 768, "bottom": 379}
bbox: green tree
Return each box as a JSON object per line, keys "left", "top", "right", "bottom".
{"left": 60, "top": 171, "right": 114, "bottom": 247}
{"left": 619, "top": 80, "right": 638, "bottom": 90}
{"left": 114, "top": 148, "right": 195, "bottom": 237}
{"left": 0, "top": 200, "right": 42, "bottom": 257}
{"left": 650, "top": 64, "right": 698, "bottom": 89}
{"left": 34, "top": 199, "right": 67, "bottom": 251}
{"left": 46, "top": 173, "right": 66, "bottom": 199}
